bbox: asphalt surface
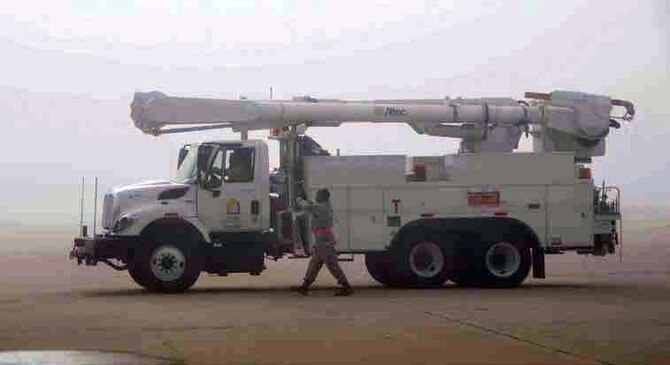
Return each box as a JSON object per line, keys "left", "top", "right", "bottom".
{"left": 0, "top": 225, "right": 668, "bottom": 364}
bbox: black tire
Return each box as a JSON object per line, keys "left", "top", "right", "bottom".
{"left": 444, "top": 237, "right": 478, "bottom": 287}
{"left": 365, "top": 252, "right": 399, "bottom": 286}
{"left": 394, "top": 232, "right": 450, "bottom": 288}
{"left": 131, "top": 238, "right": 203, "bottom": 293}
{"left": 128, "top": 262, "right": 149, "bottom": 289}
{"left": 472, "top": 241, "right": 531, "bottom": 288}
{"left": 448, "top": 268, "right": 479, "bottom": 287}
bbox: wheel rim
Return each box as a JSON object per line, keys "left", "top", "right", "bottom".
{"left": 409, "top": 242, "right": 444, "bottom": 278}
{"left": 485, "top": 242, "right": 521, "bottom": 278}
{"left": 150, "top": 245, "right": 186, "bottom": 282}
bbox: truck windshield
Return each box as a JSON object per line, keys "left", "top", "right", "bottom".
{"left": 172, "top": 146, "right": 198, "bottom": 184}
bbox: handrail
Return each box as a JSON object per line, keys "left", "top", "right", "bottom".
{"left": 594, "top": 186, "right": 621, "bottom": 215}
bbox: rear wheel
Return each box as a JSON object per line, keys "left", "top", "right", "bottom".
{"left": 396, "top": 236, "right": 449, "bottom": 288}
{"left": 474, "top": 241, "right": 531, "bottom": 288}
{"left": 365, "top": 252, "right": 398, "bottom": 286}
{"left": 448, "top": 265, "right": 480, "bottom": 286}
{"left": 443, "top": 233, "right": 478, "bottom": 286}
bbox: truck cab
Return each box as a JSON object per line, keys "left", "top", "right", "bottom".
{"left": 97, "top": 140, "right": 271, "bottom": 239}
{"left": 71, "top": 140, "right": 277, "bottom": 292}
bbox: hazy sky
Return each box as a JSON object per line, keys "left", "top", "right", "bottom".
{"left": 0, "top": 0, "right": 668, "bottom": 225}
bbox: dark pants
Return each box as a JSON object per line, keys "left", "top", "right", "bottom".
{"left": 303, "top": 242, "right": 350, "bottom": 287}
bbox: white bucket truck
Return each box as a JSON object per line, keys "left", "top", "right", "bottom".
{"left": 70, "top": 90, "right": 635, "bottom": 292}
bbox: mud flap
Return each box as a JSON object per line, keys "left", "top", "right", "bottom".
{"left": 532, "top": 247, "right": 545, "bottom": 279}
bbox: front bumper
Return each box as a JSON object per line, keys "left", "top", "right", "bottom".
{"left": 70, "top": 234, "right": 139, "bottom": 265}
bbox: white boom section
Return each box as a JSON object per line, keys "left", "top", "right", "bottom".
{"left": 131, "top": 91, "right": 539, "bottom": 131}
{"left": 130, "top": 90, "right": 634, "bottom": 157}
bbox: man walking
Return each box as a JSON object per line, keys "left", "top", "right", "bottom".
{"left": 292, "top": 188, "right": 353, "bottom": 296}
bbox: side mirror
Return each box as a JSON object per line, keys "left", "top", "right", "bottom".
{"left": 201, "top": 176, "right": 221, "bottom": 197}
{"left": 197, "top": 144, "right": 217, "bottom": 189}
{"left": 202, "top": 167, "right": 223, "bottom": 190}
{"left": 203, "top": 177, "right": 221, "bottom": 190}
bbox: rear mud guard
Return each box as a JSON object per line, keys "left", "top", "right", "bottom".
{"left": 532, "top": 247, "right": 545, "bottom": 279}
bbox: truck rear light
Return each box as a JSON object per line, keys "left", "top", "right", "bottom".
{"left": 411, "top": 163, "right": 426, "bottom": 182}
{"left": 270, "top": 128, "right": 282, "bottom": 137}
{"left": 578, "top": 167, "right": 591, "bottom": 179}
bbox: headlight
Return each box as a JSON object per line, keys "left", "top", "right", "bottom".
{"left": 112, "top": 212, "right": 140, "bottom": 233}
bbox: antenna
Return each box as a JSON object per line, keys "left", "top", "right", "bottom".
{"left": 92, "top": 177, "right": 98, "bottom": 236}
{"left": 79, "top": 177, "right": 87, "bottom": 237}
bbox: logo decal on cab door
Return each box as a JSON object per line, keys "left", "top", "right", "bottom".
{"left": 226, "top": 198, "right": 240, "bottom": 214}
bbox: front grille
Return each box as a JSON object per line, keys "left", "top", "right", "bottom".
{"left": 101, "top": 194, "right": 114, "bottom": 230}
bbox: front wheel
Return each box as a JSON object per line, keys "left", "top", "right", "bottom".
{"left": 128, "top": 262, "right": 149, "bottom": 288}
{"left": 131, "top": 241, "right": 202, "bottom": 293}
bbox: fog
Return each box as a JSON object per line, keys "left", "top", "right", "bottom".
{"left": 0, "top": 0, "right": 667, "bottom": 226}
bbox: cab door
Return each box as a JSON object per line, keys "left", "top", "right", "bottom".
{"left": 220, "top": 145, "right": 260, "bottom": 231}
{"left": 197, "top": 144, "right": 226, "bottom": 231}
{"left": 197, "top": 143, "right": 262, "bottom": 232}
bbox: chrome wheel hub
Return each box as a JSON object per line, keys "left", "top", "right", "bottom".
{"left": 150, "top": 245, "right": 186, "bottom": 282}
{"left": 485, "top": 242, "right": 521, "bottom": 278}
{"left": 409, "top": 242, "right": 444, "bottom": 278}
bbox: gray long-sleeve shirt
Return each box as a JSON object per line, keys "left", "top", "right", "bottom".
{"left": 296, "top": 197, "right": 338, "bottom": 245}
{"left": 296, "top": 197, "right": 334, "bottom": 230}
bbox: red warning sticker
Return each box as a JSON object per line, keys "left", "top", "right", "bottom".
{"left": 467, "top": 191, "right": 500, "bottom": 207}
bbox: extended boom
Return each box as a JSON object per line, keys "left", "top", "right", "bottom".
{"left": 131, "top": 90, "right": 633, "bottom": 157}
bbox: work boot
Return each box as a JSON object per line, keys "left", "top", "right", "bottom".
{"left": 290, "top": 283, "right": 310, "bottom": 296}
{"left": 334, "top": 284, "right": 353, "bottom": 296}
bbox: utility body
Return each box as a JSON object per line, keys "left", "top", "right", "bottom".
{"left": 70, "top": 90, "right": 634, "bottom": 292}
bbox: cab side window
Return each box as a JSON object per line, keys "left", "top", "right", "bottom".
{"left": 210, "top": 149, "right": 224, "bottom": 183}
{"left": 202, "top": 148, "right": 224, "bottom": 189}
{"left": 224, "top": 147, "right": 255, "bottom": 183}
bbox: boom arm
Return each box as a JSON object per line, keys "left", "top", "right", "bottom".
{"left": 131, "top": 91, "right": 539, "bottom": 132}
{"left": 130, "top": 90, "right": 634, "bottom": 157}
